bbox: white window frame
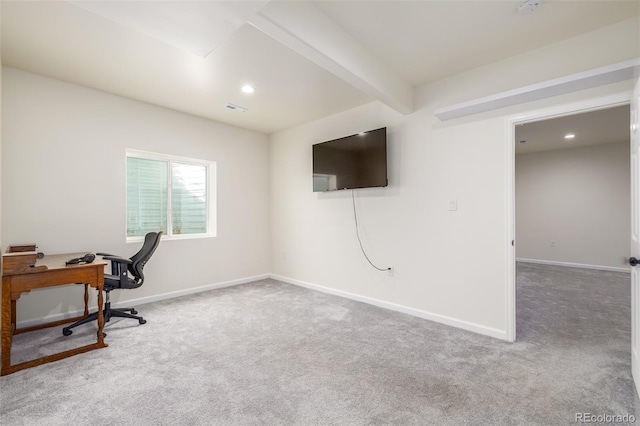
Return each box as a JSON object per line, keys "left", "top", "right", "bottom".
{"left": 126, "top": 149, "right": 217, "bottom": 242}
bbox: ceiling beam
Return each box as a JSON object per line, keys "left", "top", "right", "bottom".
{"left": 434, "top": 58, "right": 640, "bottom": 121}
{"left": 248, "top": 1, "right": 414, "bottom": 115}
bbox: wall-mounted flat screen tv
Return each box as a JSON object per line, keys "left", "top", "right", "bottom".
{"left": 313, "top": 127, "right": 388, "bottom": 192}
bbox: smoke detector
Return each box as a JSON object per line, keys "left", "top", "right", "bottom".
{"left": 518, "top": 0, "right": 541, "bottom": 15}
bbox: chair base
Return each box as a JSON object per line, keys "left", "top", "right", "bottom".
{"left": 62, "top": 301, "right": 146, "bottom": 337}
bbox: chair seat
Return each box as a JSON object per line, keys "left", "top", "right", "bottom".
{"left": 104, "top": 274, "right": 138, "bottom": 291}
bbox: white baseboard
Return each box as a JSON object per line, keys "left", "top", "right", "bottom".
{"left": 516, "top": 258, "right": 630, "bottom": 273}
{"left": 15, "top": 273, "right": 270, "bottom": 329}
{"left": 17, "top": 272, "right": 509, "bottom": 342}
{"left": 270, "top": 274, "right": 509, "bottom": 341}
{"left": 112, "top": 273, "right": 271, "bottom": 308}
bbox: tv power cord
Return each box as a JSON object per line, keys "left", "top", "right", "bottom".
{"left": 352, "top": 190, "right": 392, "bottom": 273}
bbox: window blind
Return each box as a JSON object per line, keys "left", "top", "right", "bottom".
{"left": 127, "top": 157, "right": 168, "bottom": 237}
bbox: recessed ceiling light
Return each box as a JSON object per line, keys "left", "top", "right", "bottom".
{"left": 564, "top": 133, "right": 576, "bottom": 140}
{"left": 241, "top": 85, "right": 255, "bottom": 94}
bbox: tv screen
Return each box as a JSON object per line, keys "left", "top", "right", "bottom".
{"left": 313, "top": 127, "right": 388, "bottom": 192}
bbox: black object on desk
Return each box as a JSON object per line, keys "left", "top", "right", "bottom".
{"left": 66, "top": 253, "right": 96, "bottom": 265}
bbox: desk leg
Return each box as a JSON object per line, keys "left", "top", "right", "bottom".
{"left": 83, "top": 284, "right": 89, "bottom": 317}
{"left": 1, "top": 277, "right": 13, "bottom": 375}
{"left": 96, "top": 272, "right": 105, "bottom": 346}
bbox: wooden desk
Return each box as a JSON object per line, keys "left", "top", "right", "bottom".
{"left": 1, "top": 253, "right": 108, "bottom": 376}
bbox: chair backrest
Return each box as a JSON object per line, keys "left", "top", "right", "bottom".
{"left": 128, "top": 231, "right": 162, "bottom": 284}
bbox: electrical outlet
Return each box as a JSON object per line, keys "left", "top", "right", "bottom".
{"left": 387, "top": 266, "right": 394, "bottom": 276}
{"left": 551, "top": 240, "right": 556, "bottom": 247}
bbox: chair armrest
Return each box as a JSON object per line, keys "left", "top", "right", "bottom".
{"left": 101, "top": 255, "right": 132, "bottom": 277}
{"left": 96, "top": 252, "right": 113, "bottom": 257}
{"left": 102, "top": 255, "right": 132, "bottom": 265}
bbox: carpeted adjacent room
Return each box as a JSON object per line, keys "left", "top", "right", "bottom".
{"left": 0, "top": 263, "right": 637, "bottom": 425}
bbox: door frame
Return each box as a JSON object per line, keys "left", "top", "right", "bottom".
{"left": 505, "top": 91, "right": 633, "bottom": 342}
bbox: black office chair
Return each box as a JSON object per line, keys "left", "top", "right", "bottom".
{"left": 63, "top": 231, "right": 162, "bottom": 337}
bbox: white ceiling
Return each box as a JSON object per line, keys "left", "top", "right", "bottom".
{"left": 70, "top": 1, "right": 271, "bottom": 58}
{"left": 1, "top": 1, "right": 639, "bottom": 134}
{"left": 314, "top": 1, "right": 640, "bottom": 87}
{"left": 515, "top": 105, "right": 630, "bottom": 155}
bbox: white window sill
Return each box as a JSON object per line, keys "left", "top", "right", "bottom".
{"left": 126, "top": 233, "right": 216, "bottom": 244}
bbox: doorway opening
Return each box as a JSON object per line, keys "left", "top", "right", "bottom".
{"left": 514, "top": 105, "right": 630, "bottom": 344}
{"left": 506, "top": 93, "right": 632, "bottom": 342}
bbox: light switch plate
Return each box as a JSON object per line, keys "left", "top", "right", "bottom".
{"left": 448, "top": 199, "right": 458, "bottom": 211}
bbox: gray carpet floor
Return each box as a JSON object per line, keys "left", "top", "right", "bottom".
{"left": 0, "top": 263, "right": 638, "bottom": 425}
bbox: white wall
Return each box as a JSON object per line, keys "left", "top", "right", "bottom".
{"left": 2, "top": 68, "right": 270, "bottom": 322}
{"left": 269, "top": 18, "right": 640, "bottom": 339}
{"left": 516, "top": 142, "right": 630, "bottom": 270}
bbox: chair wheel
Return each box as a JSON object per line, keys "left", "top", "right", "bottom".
{"left": 103, "top": 332, "right": 107, "bottom": 338}
{"left": 139, "top": 319, "right": 146, "bottom": 325}
{"left": 63, "top": 328, "right": 72, "bottom": 336}
{"left": 131, "top": 309, "right": 138, "bottom": 315}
